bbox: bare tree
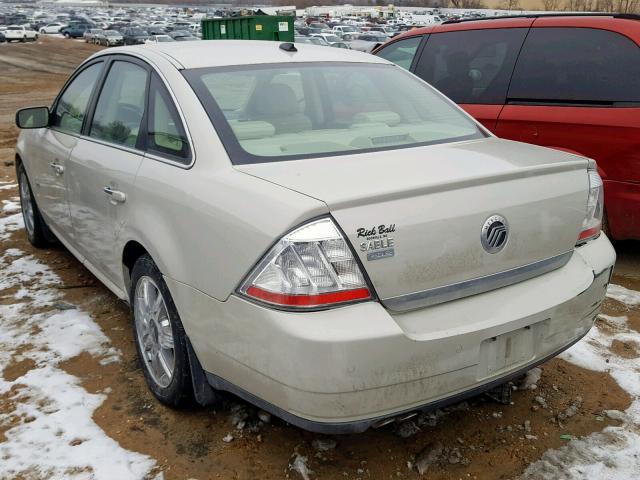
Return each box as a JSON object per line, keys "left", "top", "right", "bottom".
{"left": 449, "top": 0, "right": 486, "bottom": 8}
{"left": 500, "top": 0, "right": 522, "bottom": 10}
{"left": 614, "top": 0, "right": 640, "bottom": 12}
{"left": 542, "top": 0, "right": 561, "bottom": 10}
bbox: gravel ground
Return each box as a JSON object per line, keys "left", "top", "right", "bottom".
{"left": 0, "top": 38, "right": 639, "bottom": 480}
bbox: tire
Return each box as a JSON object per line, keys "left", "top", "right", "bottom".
{"left": 130, "top": 254, "right": 193, "bottom": 408}
{"left": 21, "top": 36, "right": 26, "bottom": 43}
{"left": 17, "top": 164, "right": 53, "bottom": 248}
{"left": 64, "top": 33, "right": 70, "bottom": 39}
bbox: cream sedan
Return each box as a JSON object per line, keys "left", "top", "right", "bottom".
{"left": 14, "top": 41, "right": 615, "bottom": 433}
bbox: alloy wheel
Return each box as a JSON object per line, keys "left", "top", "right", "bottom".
{"left": 19, "top": 171, "right": 35, "bottom": 237}
{"left": 134, "top": 276, "right": 175, "bottom": 388}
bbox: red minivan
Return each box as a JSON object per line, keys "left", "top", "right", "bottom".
{"left": 375, "top": 14, "right": 640, "bottom": 241}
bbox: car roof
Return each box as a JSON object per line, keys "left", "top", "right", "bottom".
{"left": 381, "top": 13, "right": 640, "bottom": 50}
{"left": 105, "top": 40, "right": 389, "bottom": 69}
{"left": 393, "top": 13, "right": 640, "bottom": 38}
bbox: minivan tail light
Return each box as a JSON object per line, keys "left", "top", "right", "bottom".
{"left": 577, "top": 168, "right": 604, "bottom": 245}
{"left": 239, "top": 217, "right": 371, "bottom": 309}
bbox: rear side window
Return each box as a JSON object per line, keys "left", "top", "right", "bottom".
{"left": 376, "top": 36, "right": 423, "bottom": 70}
{"left": 53, "top": 62, "right": 103, "bottom": 134}
{"left": 147, "top": 74, "right": 191, "bottom": 162}
{"left": 90, "top": 61, "right": 148, "bottom": 148}
{"left": 414, "top": 28, "right": 527, "bottom": 104}
{"left": 509, "top": 28, "right": 640, "bottom": 104}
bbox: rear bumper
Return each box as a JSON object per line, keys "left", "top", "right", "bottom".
{"left": 604, "top": 179, "right": 640, "bottom": 240}
{"left": 166, "top": 235, "right": 615, "bottom": 433}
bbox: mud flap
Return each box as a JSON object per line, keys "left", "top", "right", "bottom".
{"left": 186, "top": 337, "right": 218, "bottom": 407}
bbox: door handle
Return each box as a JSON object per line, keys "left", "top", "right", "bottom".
{"left": 49, "top": 162, "right": 64, "bottom": 175}
{"left": 103, "top": 186, "right": 126, "bottom": 203}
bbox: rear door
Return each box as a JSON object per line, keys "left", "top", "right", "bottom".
{"left": 66, "top": 57, "right": 149, "bottom": 285}
{"left": 411, "top": 26, "right": 529, "bottom": 131}
{"left": 495, "top": 24, "right": 640, "bottom": 237}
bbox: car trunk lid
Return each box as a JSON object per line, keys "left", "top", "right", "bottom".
{"left": 236, "top": 138, "right": 588, "bottom": 311}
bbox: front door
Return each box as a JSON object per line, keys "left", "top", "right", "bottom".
{"left": 27, "top": 61, "right": 104, "bottom": 238}
{"left": 66, "top": 58, "right": 149, "bottom": 285}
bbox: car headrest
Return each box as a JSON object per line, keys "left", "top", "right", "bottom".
{"left": 253, "top": 83, "right": 300, "bottom": 117}
{"left": 228, "top": 120, "right": 276, "bottom": 140}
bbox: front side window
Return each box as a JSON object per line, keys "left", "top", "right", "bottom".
{"left": 53, "top": 62, "right": 103, "bottom": 134}
{"left": 376, "top": 36, "right": 423, "bottom": 70}
{"left": 414, "top": 28, "right": 528, "bottom": 104}
{"left": 509, "top": 28, "right": 640, "bottom": 104}
{"left": 90, "top": 61, "right": 148, "bottom": 148}
{"left": 147, "top": 74, "right": 190, "bottom": 162}
{"left": 184, "top": 62, "right": 484, "bottom": 164}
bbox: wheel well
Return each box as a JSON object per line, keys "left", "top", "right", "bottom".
{"left": 122, "top": 241, "right": 148, "bottom": 297}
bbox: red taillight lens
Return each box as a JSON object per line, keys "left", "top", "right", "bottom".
{"left": 246, "top": 286, "right": 371, "bottom": 308}
{"left": 239, "top": 218, "right": 371, "bottom": 309}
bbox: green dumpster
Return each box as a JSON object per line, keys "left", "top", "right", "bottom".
{"left": 201, "top": 16, "right": 294, "bottom": 42}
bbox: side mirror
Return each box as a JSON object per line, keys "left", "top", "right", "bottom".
{"left": 16, "top": 106, "right": 50, "bottom": 129}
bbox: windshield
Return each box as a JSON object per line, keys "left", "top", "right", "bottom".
{"left": 324, "top": 34, "right": 340, "bottom": 43}
{"left": 105, "top": 31, "right": 119, "bottom": 36}
{"left": 184, "top": 62, "right": 484, "bottom": 164}
{"left": 8, "top": 27, "right": 22, "bottom": 30}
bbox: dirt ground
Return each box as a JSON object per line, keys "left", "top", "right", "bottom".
{"left": 0, "top": 38, "right": 639, "bottom": 480}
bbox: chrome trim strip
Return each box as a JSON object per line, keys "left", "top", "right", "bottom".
{"left": 383, "top": 251, "right": 574, "bottom": 313}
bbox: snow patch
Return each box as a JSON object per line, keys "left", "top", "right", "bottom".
{"left": 0, "top": 212, "right": 23, "bottom": 240}
{"left": 523, "top": 284, "right": 640, "bottom": 479}
{"left": 606, "top": 284, "right": 640, "bottom": 307}
{"left": 0, "top": 183, "right": 18, "bottom": 190}
{"left": 0, "top": 247, "right": 156, "bottom": 479}
{"left": 520, "top": 367, "right": 542, "bottom": 390}
{"left": 2, "top": 199, "right": 20, "bottom": 214}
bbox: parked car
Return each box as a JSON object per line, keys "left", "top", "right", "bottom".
{"left": 122, "top": 27, "right": 150, "bottom": 45}
{"left": 0, "top": 32, "right": 5, "bottom": 43}
{"left": 14, "top": 41, "right": 614, "bottom": 433}
{"left": 375, "top": 13, "right": 640, "bottom": 241}
{"left": 39, "top": 23, "right": 64, "bottom": 34}
{"left": 146, "top": 25, "right": 168, "bottom": 36}
{"left": 84, "top": 29, "right": 103, "bottom": 43}
{"left": 346, "top": 32, "right": 387, "bottom": 52}
{"left": 95, "top": 30, "right": 124, "bottom": 46}
{"left": 332, "top": 25, "right": 359, "bottom": 37}
{"left": 145, "top": 34, "right": 174, "bottom": 44}
{"left": 294, "top": 35, "right": 328, "bottom": 46}
{"left": 61, "top": 23, "right": 91, "bottom": 39}
{"left": 330, "top": 41, "right": 351, "bottom": 49}
{"left": 309, "top": 33, "right": 344, "bottom": 46}
{"left": 169, "top": 30, "right": 198, "bottom": 41}
{"left": 4, "top": 25, "right": 38, "bottom": 42}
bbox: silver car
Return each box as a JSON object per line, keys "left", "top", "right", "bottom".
{"left": 14, "top": 41, "right": 615, "bottom": 433}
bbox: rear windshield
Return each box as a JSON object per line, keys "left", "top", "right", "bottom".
{"left": 184, "top": 62, "right": 485, "bottom": 164}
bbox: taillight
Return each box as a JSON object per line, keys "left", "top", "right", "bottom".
{"left": 577, "top": 168, "right": 604, "bottom": 245}
{"left": 239, "top": 217, "right": 371, "bottom": 309}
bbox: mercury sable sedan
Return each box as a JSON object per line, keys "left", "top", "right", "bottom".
{"left": 14, "top": 41, "right": 615, "bottom": 433}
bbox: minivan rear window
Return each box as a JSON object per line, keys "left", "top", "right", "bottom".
{"left": 184, "top": 62, "right": 485, "bottom": 164}
{"left": 508, "top": 27, "right": 640, "bottom": 104}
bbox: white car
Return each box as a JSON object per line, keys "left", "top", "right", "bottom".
{"left": 145, "top": 34, "right": 174, "bottom": 44}
{"left": 39, "top": 23, "right": 65, "bottom": 34}
{"left": 4, "top": 25, "right": 38, "bottom": 42}
{"left": 14, "top": 41, "right": 615, "bottom": 433}
{"left": 309, "top": 33, "right": 343, "bottom": 46}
